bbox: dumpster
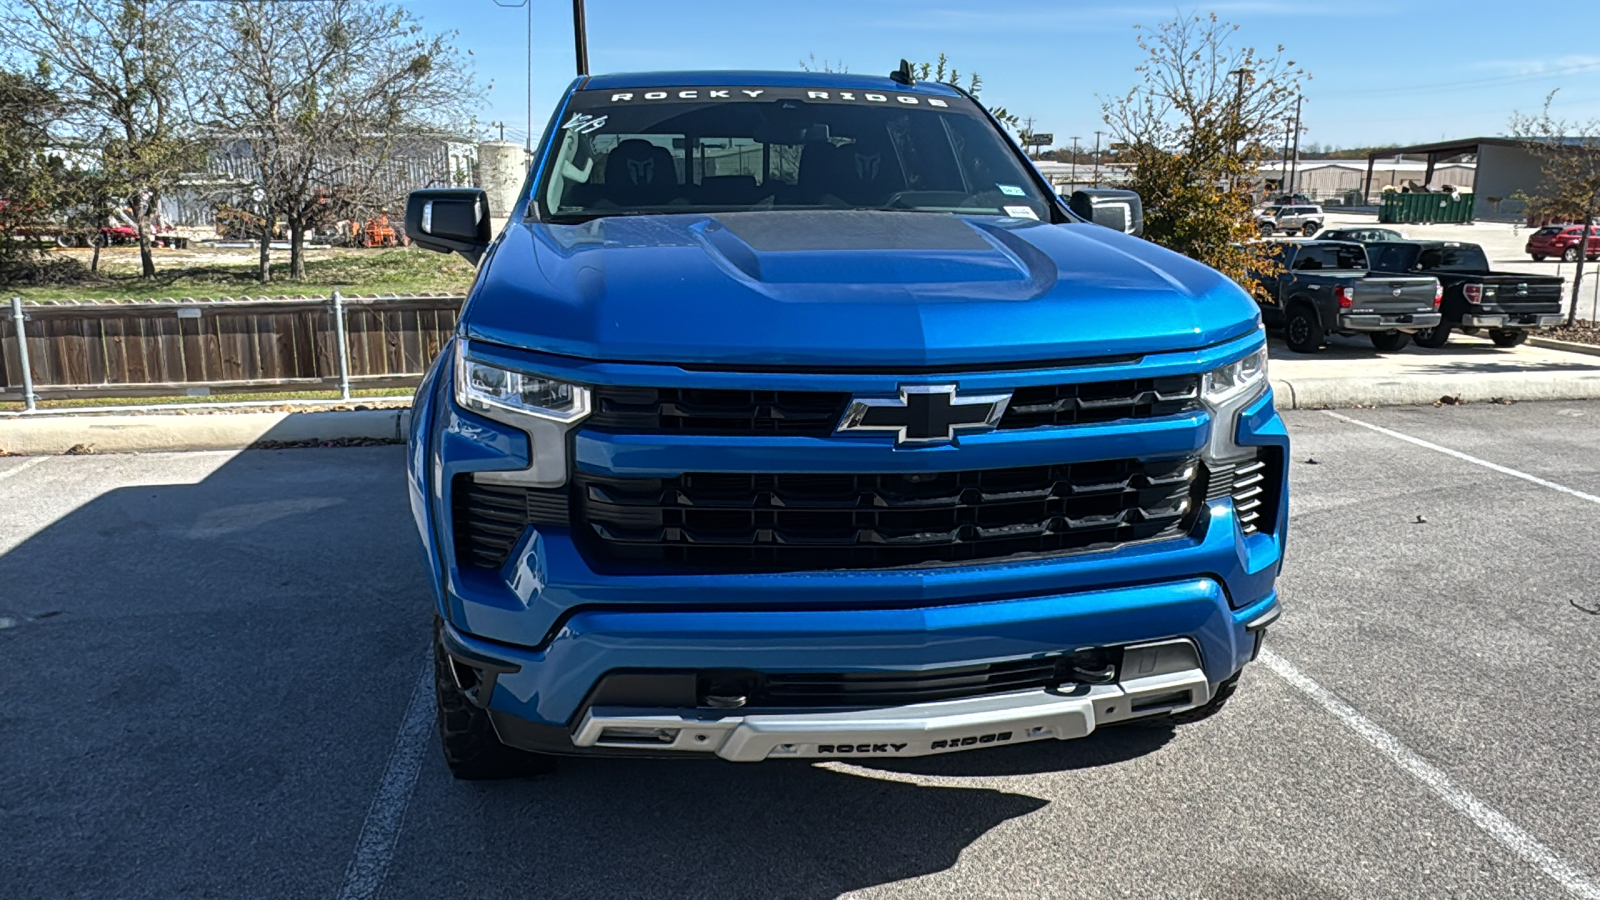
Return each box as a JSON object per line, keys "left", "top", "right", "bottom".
{"left": 1379, "top": 191, "right": 1474, "bottom": 224}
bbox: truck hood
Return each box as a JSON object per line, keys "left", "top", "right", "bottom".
{"left": 463, "top": 210, "right": 1260, "bottom": 368}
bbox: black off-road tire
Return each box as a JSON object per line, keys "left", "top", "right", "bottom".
{"left": 1414, "top": 324, "right": 1452, "bottom": 348}
{"left": 1369, "top": 331, "right": 1411, "bottom": 352}
{"left": 1300, "top": 221, "right": 1320, "bottom": 236}
{"left": 1285, "top": 304, "right": 1325, "bottom": 354}
{"left": 1489, "top": 329, "right": 1528, "bottom": 348}
{"left": 434, "top": 618, "right": 556, "bottom": 780}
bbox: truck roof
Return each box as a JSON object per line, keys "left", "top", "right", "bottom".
{"left": 578, "top": 70, "right": 966, "bottom": 97}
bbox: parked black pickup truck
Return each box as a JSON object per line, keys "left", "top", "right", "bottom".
{"left": 1365, "top": 241, "right": 1564, "bottom": 348}
{"left": 1252, "top": 241, "right": 1442, "bottom": 353}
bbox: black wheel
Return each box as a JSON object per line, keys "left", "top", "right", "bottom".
{"left": 1563, "top": 247, "right": 1580, "bottom": 262}
{"left": 1489, "top": 329, "right": 1528, "bottom": 348}
{"left": 1414, "top": 324, "right": 1452, "bottom": 348}
{"left": 1300, "top": 221, "right": 1320, "bottom": 236}
{"left": 1369, "top": 331, "right": 1411, "bottom": 352}
{"left": 1532, "top": 254, "right": 1546, "bottom": 262}
{"left": 1258, "top": 222, "right": 1274, "bottom": 236}
{"left": 1285, "top": 304, "right": 1325, "bottom": 353}
{"left": 434, "top": 618, "right": 556, "bottom": 780}
{"left": 1142, "top": 674, "right": 1239, "bottom": 726}
{"left": 92, "top": 232, "right": 110, "bottom": 248}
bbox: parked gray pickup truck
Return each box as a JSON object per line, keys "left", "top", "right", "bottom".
{"left": 1252, "top": 241, "right": 1443, "bottom": 353}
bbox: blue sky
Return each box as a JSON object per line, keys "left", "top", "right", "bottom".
{"left": 408, "top": 0, "right": 1600, "bottom": 152}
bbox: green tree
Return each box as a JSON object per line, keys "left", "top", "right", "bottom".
{"left": 0, "top": 0, "right": 201, "bottom": 279}
{"left": 1510, "top": 91, "right": 1600, "bottom": 324}
{"left": 1102, "top": 13, "right": 1307, "bottom": 294}
{"left": 0, "top": 68, "right": 64, "bottom": 271}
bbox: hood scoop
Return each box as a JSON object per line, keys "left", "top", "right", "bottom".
{"left": 692, "top": 210, "right": 1055, "bottom": 295}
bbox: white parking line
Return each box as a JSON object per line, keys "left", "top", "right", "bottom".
{"left": 1322, "top": 410, "right": 1600, "bottom": 506}
{"left": 337, "top": 655, "right": 434, "bottom": 900}
{"left": 0, "top": 457, "right": 46, "bottom": 483}
{"left": 1260, "top": 649, "right": 1600, "bottom": 899}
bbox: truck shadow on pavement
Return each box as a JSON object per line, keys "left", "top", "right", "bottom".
{"left": 0, "top": 443, "right": 1179, "bottom": 900}
{"left": 403, "top": 729, "right": 1177, "bottom": 898}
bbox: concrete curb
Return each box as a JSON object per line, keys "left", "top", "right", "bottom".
{"left": 1271, "top": 373, "right": 1600, "bottom": 409}
{"left": 1528, "top": 336, "right": 1600, "bottom": 358}
{"left": 0, "top": 408, "right": 410, "bottom": 455}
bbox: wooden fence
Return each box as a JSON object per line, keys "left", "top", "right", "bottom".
{"left": 1, "top": 295, "right": 463, "bottom": 402}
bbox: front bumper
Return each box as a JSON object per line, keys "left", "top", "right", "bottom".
{"left": 1338, "top": 312, "right": 1441, "bottom": 332}
{"left": 1462, "top": 313, "right": 1563, "bottom": 329}
{"left": 408, "top": 333, "right": 1289, "bottom": 749}
{"left": 570, "top": 639, "right": 1210, "bottom": 761}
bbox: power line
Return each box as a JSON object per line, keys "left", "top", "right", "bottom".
{"left": 1321, "top": 61, "right": 1600, "bottom": 99}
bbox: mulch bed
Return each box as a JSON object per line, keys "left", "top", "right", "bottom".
{"left": 1541, "top": 321, "right": 1600, "bottom": 347}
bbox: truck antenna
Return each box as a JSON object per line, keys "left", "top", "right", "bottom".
{"left": 890, "top": 59, "right": 915, "bottom": 86}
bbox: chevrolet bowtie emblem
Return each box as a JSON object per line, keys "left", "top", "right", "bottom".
{"left": 835, "top": 385, "right": 1013, "bottom": 444}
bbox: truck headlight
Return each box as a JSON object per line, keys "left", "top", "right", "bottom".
{"left": 1201, "top": 344, "right": 1269, "bottom": 460}
{"left": 454, "top": 340, "right": 590, "bottom": 488}
{"left": 455, "top": 342, "right": 590, "bottom": 423}
{"left": 1201, "top": 346, "right": 1268, "bottom": 406}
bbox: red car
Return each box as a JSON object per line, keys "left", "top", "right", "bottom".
{"left": 1526, "top": 225, "right": 1600, "bottom": 262}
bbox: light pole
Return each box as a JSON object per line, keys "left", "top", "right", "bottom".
{"left": 491, "top": 0, "right": 534, "bottom": 151}
{"left": 1092, "top": 131, "right": 1105, "bottom": 186}
{"left": 573, "top": 0, "right": 589, "bottom": 74}
{"left": 1069, "top": 135, "right": 1081, "bottom": 186}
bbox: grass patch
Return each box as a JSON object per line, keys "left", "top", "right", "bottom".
{"left": 0, "top": 387, "right": 413, "bottom": 412}
{"left": 4, "top": 248, "right": 474, "bottom": 303}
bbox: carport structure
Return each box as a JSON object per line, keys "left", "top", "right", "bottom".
{"left": 1364, "top": 136, "right": 1590, "bottom": 221}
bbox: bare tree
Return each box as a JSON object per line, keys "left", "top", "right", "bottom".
{"left": 1102, "top": 13, "right": 1307, "bottom": 292}
{"left": 0, "top": 0, "right": 199, "bottom": 279}
{"left": 197, "top": 0, "right": 476, "bottom": 281}
{"left": 1510, "top": 92, "right": 1600, "bottom": 325}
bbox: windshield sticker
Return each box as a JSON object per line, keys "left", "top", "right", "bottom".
{"left": 587, "top": 87, "right": 952, "bottom": 108}
{"left": 997, "top": 184, "right": 1025, "bottom": 196}
{"left": 1003, "top": 205, "right": 1039, "bottom": 220}
{"left": 561, "top": 112, "right": 608, "bottom": 134}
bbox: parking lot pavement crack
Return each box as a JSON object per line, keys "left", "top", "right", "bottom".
{"left": 1260, "top": 648, "right": 1600, "bottom": 900}
{"left": 1322, "top": 410, "right": 1600, "bottom": 506}
{"left": 336, "top": 653, "right": 435, "bottom": 900}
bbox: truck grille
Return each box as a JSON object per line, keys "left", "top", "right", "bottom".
{"left": 587, "top": 376, "right": 1201, "bottom": 437}
{"left": 574, "top": 456, "right": 1203, "bottom": 571}
{"left": 452, "top": 477, "right": 569, "bottom": 570}
{"left": 1204, "top": 448, "right": 1283, "bottom": 536}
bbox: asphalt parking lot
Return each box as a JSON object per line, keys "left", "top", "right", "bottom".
{"left": 4, "top": 401, "right": 1600, "bottom": 900}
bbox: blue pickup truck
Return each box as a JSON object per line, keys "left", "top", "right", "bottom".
{"left": 403, "top": 68, "right": 1288, "bottom": 778}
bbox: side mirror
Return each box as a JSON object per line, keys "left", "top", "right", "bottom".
{"left": 1068, "top": 189, "right": 1144, "bottom": 237}
{"left": 406, "top": 188, "right": 492, "bottom": 265}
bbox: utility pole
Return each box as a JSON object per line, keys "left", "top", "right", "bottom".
{"left": 1023, "top": 117, "right": 1036, "bottom": 159}
{"left": 1280, "top": 121, "right": 1292, "bottom": 196}
{"left": 1069, "top": 136, "right": 1081, "bottom": 186}
{"left": 1287, "top": 94, "right": 1303, "bottom": 196}
{"left": 1093, "top": 130, "right": 1105, "bottom": 186}
{"left": 1227, "top": 68, "right": 1251, "bottom": 154}
{"left": 573, "top": 0, "right": 590, "bottom": 75}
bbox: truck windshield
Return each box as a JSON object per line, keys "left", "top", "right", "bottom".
{"left": 535, "top": 86, "right": 1052, "bottom": 221}
{"left": 1417, "top": 245, "right": 1490, "bottom": 273}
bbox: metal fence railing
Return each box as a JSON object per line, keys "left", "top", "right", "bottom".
{"left": 2, "top": 293, "right": 463, "bottom": 408}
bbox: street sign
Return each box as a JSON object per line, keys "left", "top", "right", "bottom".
{"left": 1023, "top": 132, "right": 1054, "bottom": 146}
